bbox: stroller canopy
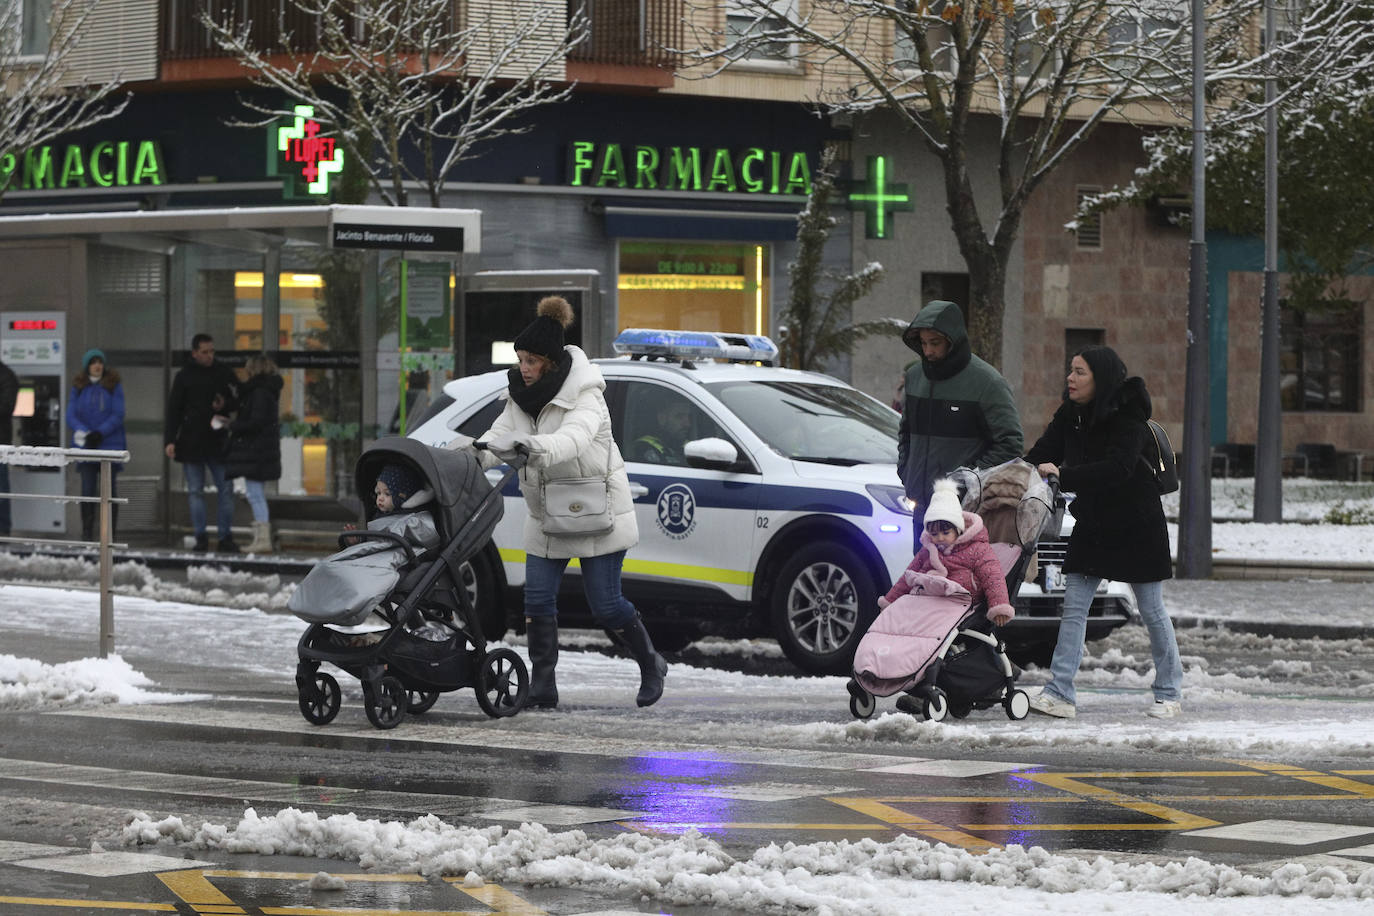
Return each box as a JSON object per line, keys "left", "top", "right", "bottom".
{"left": 356, "top": 437, "right": 500, "bottom": 542}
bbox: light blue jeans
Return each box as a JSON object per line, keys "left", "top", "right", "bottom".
{"left": 1043, "top": 574, "right": 1182, "bottom": 706}
{"left": 524, "top": 550, "right": 637, "bottom": 630}
{"left": 184, "top": 460, "right": 234, "bottom": 540}
{"left": 243, "top": 479, "right": 269, "bottom": 523}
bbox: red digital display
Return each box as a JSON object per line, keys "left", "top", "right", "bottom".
{"left": 8, "top": 320, "right": 58, "bottom": 330}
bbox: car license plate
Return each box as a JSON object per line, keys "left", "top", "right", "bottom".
{"left": 1044, "top": 563, "right": 1065, "bottom": 591}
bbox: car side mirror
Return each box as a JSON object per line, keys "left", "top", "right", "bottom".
{"left": 684, "top": 437, "right": 746, "bottom": 471}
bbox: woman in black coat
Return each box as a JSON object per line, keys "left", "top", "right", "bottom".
{"left": 226, "top": 354, "right": 283, "bottom": 553}
{"left": 1023, "top": 345, "right": 1183, "bottom": 720}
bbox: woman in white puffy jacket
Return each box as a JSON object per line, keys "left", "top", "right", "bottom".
{"left": 470, "top": 296, "right": 666, "bottom": 710}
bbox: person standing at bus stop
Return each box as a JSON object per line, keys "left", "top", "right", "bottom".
{"left": 69, "top": 349, "right": 127, "bottom": 541}
{"left": 164, "top": 333, "right": 240, "bottom": 553}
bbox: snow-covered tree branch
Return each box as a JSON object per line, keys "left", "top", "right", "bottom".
{"left": 203, "top": 0, "right": 589, "bottom": 207}
{"left": 677, "top": 0, "right": 1357, "bottom": 364}
{"left": 0, "top": 0, "right": 129, "bottom": 201}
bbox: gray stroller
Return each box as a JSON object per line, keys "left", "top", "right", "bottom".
{"left": 291, "top": 437, "right": 529, "bottom": 729}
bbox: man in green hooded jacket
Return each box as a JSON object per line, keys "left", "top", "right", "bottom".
{"left": 898, "top": 300, "right": 1023, "bottom": 550}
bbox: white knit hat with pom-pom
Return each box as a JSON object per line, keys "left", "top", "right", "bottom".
{"left": 923, "top": 478, "right": 965, "bottom": 534}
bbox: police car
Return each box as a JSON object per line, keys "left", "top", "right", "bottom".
{"left": 410, "top": 329, "right": 1134, "bottom": 675}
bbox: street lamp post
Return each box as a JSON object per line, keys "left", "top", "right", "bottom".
{"left": 1177, "top": 0, "right": 1212, "bottom": 578}
{"left": 1254, "top": 1, "right": 1283, "bottom": 522}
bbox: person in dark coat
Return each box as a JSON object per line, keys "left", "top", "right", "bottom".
{"left": 226, "top": 354, "right": 283, "bottom": 554}
{"left": 898, "top": 300, "right": 1023, "bottom": 551}
{"left": 1023, "top": 345, "right": 1183, "bottom": 720}
{"left": 0, "top": 359, "right": 16, "bottom": 537}
{"left": 164, "top": 333, "right": 240, "bottom": 552}
{"left": 69, "top": 348, "right": 127, "bottom": 541}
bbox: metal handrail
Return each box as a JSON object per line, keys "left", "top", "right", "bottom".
{"left": 0, "top": 445, "right": 132, "bottom": 658}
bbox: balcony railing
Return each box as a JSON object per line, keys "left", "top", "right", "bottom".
{"left": 161, "top": 0, "right": 683, "bottom": 70}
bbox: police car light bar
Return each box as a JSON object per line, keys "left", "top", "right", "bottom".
{"left": 613, "top": 328, "right": 779, "bottom": 365}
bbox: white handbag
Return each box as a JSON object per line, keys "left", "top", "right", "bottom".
{"left": 539, "top": 439, "right": 615, "bottom": 537}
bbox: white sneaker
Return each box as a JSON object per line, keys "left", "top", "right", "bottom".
{"left": 1146, "top": 699, "right": 1182, "bottom": 719}
{"left": 1027, "top": 689, "right": 1076, "bottom": 719}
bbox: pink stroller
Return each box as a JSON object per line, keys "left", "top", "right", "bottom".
{"left": 846, "top": 460, "right": 1060, "bottom": 722}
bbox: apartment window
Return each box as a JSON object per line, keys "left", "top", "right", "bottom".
{"left": 1280, "top": 301, "right": 1363, "bottom": 412}
{"left": 893, "top": 1, "right": 955, "bottom": 74}
{"left": 1010, "top": 9, "right": 1055, "bottom": 81}
{"left": 1075, "top": 186, "right": 1103, "bottom": 250}
{"left": 1065, "top": 328, "right": 1105, "bottom": 375}
{"left": 13, "top": 0, "right": 51, "bottom": 56}
{"left": 920, "top": 272, "right": 969, "bottom": 312}
{"left": 726, "top": 0, "right": 796, "bottom": 64}
{"left": 1104, "top": 7, "right": 1186, "bottom": 86}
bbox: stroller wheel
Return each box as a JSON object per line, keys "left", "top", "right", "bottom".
{"left": 1004, "top": 688, "right": 1031, "bottom": 721}
{"left": 849, "top": 690, "right": 876, "bottom": 720}
{"left": 407, "top": 690, "right": 440, "bottom": 715}
{"left": 298, "top": 672, "right": 341, "bottom": 726}
{"left": 923, "top": 687, "right": 949, "bottom": 723}
{"left": 476, "top": 647, "right": 529, "bottom": 718}
{"left": 363, "top": 675, "right": 406, "bottom": 729}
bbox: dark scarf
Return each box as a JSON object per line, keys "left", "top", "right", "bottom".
{"left": 507, "top": 351, "right": 572, "bottom": 419}
{"left": 921, "top": 337, "right": 972, "bottom": 381}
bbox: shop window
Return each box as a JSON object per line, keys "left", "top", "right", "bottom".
{"left": 1280, "top": 300, "right": 1363, "bottom": 412}
{"left": 618, "top": 241, "right": 770, "bottom": 335}
{"left": 726, "top": 0, "right": 797, "bottom": 65}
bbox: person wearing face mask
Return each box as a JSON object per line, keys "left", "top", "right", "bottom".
{"left": 463, "top": 295, "right": 666, "bottom": 711}
{"left": 69, "top": 349, "right": 127, "bottom": 542}
{"left": 1023, "top": 345, "right": 1182, "bottom": 721}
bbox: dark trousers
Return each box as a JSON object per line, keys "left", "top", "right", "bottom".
{"left": 78, "top": 463, "right": 120, "bottom": 539}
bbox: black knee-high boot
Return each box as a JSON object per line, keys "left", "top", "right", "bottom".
{"left": 617, "top": 614, "right": 667, "bottom": 707}
{"left": 525, "top": 616, "right": 559, "bottom": 709}
{"left": 80, "top": 503, "right": 96, "bottom": 542}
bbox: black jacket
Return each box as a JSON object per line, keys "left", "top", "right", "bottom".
{"left": 164, "top": 358, "right": 240, "bottom": 463}
{"left": 1024, "top": 376, "right": 1172, "bottom": 583}
{"left": 226, "top": 373, "right": 283, "bottom": 481}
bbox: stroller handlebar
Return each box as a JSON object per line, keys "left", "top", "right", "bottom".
{"left": 472, "top": 438, "right": 531, "bottom": 470}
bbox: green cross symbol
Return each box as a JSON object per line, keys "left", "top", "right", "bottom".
{"left": 847, "top": 155, "right": 913, "bottom": 239}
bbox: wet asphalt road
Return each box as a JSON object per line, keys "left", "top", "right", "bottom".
{"left": 3, "top": 619, "right": 1374, "bottom": 915}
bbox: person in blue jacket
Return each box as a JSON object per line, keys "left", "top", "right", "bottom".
{"left": 69, "top": 348, "right": 127, "bottom": 541}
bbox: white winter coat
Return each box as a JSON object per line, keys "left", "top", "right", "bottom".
{"left": 475, "top": 346, "right": 639, "bottom": 560}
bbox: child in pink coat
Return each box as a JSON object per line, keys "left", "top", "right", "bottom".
{"left": 880, "top": 478, "right": 1015, "bottom": 626}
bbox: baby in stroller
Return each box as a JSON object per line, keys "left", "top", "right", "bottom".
{"left": 848, "top": 459, "right": 1053, "bottom": 722}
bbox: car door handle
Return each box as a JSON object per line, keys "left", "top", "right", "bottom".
{"left": 628, "top": 482, "right": 649, "bottom": 499}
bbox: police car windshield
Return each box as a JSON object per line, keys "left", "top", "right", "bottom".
{"left": 706, "top": 380, "right": 899, "bottom": 465}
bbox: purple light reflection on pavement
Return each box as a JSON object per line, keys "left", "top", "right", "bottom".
{"left": 609, "top": 753, "right": 745, "bottom": 835}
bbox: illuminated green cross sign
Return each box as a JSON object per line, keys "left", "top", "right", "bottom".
{"left": 846, "top": 155, "right": 912, "bottom": 239}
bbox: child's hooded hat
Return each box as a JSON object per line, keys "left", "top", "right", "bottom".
{"left": 378, "top": 463, "right": 421, "bottom": 508}
{"left": 923, "top": 478, "right": 966, "bottom": 534}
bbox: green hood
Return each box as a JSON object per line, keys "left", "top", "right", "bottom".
{"left": 903, "top": 300, "right": 972, "bottom": 380}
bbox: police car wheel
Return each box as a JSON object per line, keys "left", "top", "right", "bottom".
{"left": 770, "top": 541, "right": 878, "bottom": 676}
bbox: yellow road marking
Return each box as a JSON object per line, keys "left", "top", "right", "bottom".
{"left": 157, "top": 870, "right": 234, "bottom": 905}
{"left": 260, "top": 908, "right": 487, "bottom": 916}
{"left": 444, "top": 883, "right": 550, "bottom": 916}
{"left": 1238, "top": 762, "right": 1374, "bottom": 797}
{"left": 0, "top": 898, "right": 175, "bottom": 912}
{"left": 201, "top": 870, "right": 424, "bottom": 882}
{"left": 828, "top": 798, "right": 1001, "bottom": 852}
{"left": 1024, "top": 773, "right": 1222, "bottom": 831}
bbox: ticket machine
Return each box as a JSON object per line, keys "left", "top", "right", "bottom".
{"left": 0, "top": 311, "right": 67, "bottom": 532}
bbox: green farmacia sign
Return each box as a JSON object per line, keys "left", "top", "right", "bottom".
{"left": 1, "top": 139, "right": 166, "bottom": 191}
{"left": 568, "top": 141, "right": 812, "bottom": 195}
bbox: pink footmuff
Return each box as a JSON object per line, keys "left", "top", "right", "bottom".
{"left": 852, "top": 571, "right": 972, "bottom": 697}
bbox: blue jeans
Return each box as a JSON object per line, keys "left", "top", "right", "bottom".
{"left": 184, "top": 461, "right": 234, "bottom": 540}
{"left": 1044, "top": 574, "right": 1182, "bottom": 705}
{"left": 524, "top": 551, "right": 637, "bottom": 629}
{"left": 243, "top": 479, "right": 269, "bottom": 522}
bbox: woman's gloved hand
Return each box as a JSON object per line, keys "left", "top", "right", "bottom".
{"left": 84, "top": 430, "right": 103, "bottom": 449}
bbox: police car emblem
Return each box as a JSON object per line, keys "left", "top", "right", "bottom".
{"left": 655, "top": 483, "right": 697, "bottom": 540}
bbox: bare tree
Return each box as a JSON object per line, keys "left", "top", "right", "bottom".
{"left": 679, "top": 1, "right": 1356, "bottom": 365}
{"left": 1, "top": 0, "right": 128, "bottom": 201}
{"left": 203, "top": 0, "right": 588, "bottom": 207}
{"left": 780, "top": 147, "right": 897, "bottom": 371}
